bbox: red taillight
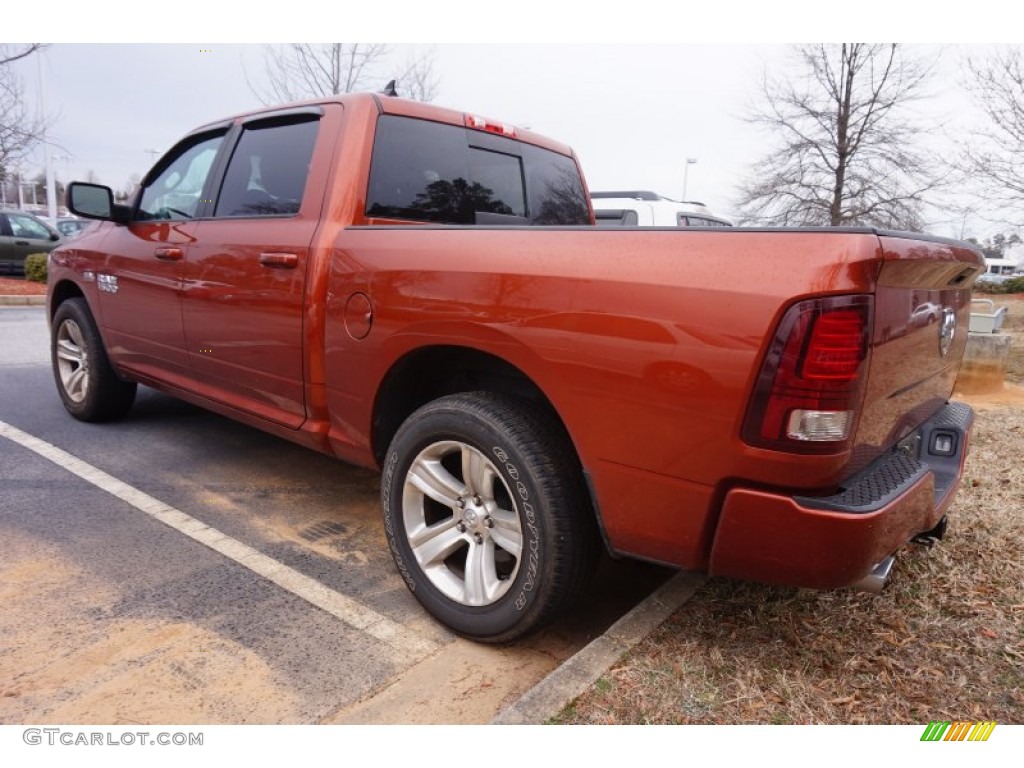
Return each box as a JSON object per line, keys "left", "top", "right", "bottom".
{"left": 742, "top": 296, "right": 872, "bottom": 453}
{"left": 464, "top": 114, "right": 517, "bottom": 137}
{"left": 801, "top": 310, "right": 865, "bottom": 380}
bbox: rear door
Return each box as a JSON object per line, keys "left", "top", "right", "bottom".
{"left": 180, "top": 108, "right": 333, "bottom": 428}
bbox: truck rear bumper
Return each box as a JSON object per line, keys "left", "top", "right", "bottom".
{"left": 708, "top": 402, "right": 974, "bottom": 589}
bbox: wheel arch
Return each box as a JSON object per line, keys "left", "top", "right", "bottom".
{"left": 48, "top": 278, "right": 86, "bottom": 322}
{"left": 371, "top": 345, "right": 575, "bottom": 468}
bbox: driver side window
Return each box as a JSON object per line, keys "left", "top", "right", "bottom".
{"left": 137, "top": 132, "right": 225, "bottom": 221}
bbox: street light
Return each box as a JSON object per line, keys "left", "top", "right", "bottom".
{"left": 682, "top": 157, "right": 697, "bottom": 201}
{"left": 54, "top": 154, "right": 72, "bottom": 211}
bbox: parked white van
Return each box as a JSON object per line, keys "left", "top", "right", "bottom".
{"left": 980, "top": 257, "right": 1022, "bottom": 283}
{"left": 591, "top": 190, "right": 732, "bottom": 228}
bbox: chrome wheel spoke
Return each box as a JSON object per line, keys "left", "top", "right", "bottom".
{"left": 56, "top": 338, "right": 83, "bottom": 364}
{"left": 463, "top": 539, "right": 498, "bottom": 605}
{"left": 462, "top": 446, "right": 495, "bottom": 499}
{"left": 407, "top": 456, "right": 466, "bottom": 509}
{"left": 66, "top": 321, "right": 85, "bottom": 349}
{"left": 67, "top": 367, "right": 87, "bottom": 399}
{"left": 488, "top": 508, "right": 523, "bottom": 557}
{"left": 409, "top": 518, "right": 464, "bottom": 567}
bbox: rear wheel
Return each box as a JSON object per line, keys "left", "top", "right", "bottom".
{"left": 382, "top": 392, "right": 598, "bottom": 642}
{"left": 51, "top": 298, "right": 136, "bottom": 422}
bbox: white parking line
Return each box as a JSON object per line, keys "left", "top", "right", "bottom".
{"left": 0, "top": 419, "right": 440, "bottom": 660}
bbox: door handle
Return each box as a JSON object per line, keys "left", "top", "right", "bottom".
{"left": 154, "top": 247, "right": 184, "bottom": 261}
{"left": 15, "top": 240, "right": 30, "bottom": 246}
{"left": 259, "top": 252, "right": 298, "bottom": 268}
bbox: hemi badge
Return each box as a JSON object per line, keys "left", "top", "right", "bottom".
{"left": 97, "top": 274, "right": 119, "bottom": 294}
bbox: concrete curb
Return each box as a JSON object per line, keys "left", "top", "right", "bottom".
{"left": 491, "top": 571, "right": 708, "bottom": 725}
{"left": 0, "top": 295, "right": 46, "bottom": 306}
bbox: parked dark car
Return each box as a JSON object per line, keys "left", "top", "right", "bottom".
{"left": 0, "top": 209, "right": 62, "bottom": 276}
{"left": 55, "top": 217, "right": 94, "bottom": 239}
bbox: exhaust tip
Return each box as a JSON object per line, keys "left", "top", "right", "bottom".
{"left": 913, "top": 515, "right": 948, "bottom": 547}
{"left": 850, "top": 555, "right": 895, "bottom": 594}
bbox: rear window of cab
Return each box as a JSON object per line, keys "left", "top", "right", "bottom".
{"left": 366, "top": 115, "right": 589, "bottom": 226}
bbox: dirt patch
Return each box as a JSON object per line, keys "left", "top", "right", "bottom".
{"left": 958, "top": 382, "right": 1024, "bottom": 410}
{"left": 326, "top": 637, "right": 570, "bottom": 724}
{"left": 0, "top": 530, "right": 300, "bottom": 724}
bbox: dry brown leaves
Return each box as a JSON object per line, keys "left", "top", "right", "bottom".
{"left": 558, "top": 402, "right": 1024, "bottom": 725}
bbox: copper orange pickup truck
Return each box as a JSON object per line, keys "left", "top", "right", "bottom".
{"left": 48, "top": 92, "right": 984, "bottom": 641}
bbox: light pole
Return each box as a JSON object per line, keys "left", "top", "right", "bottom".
{"left": 682, "top": 157, "right": 697, "bottom": 201}
{"left": 54, "top": 154, "right": 72, "bottom": 211}
{"left": 37, "top": 50, "right": 58, "bottom": 223}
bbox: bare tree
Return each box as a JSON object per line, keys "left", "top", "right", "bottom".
{"left": 248, "top": 44, "right": 438, "bottom": 105}
{"left": 116, "top": 173, "right": 141, "bottom": 204}
{"left": 736, "top": 44, "right": 938, "bottom": 230}
{"left": 959, "top": 47, "right": 1024, "bottom": 227}
{"left": 0, "top": 44, "right": 44, "bottom": 68}
{"left": 0, "top": 44, "right": 47, "bottom": 174}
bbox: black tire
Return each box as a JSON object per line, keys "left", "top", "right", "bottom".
{"left": 51, "top": 298, "right": 137, "bottom": 422}
{"left": 382, "top": 392, "right": 599, "bottom": 642}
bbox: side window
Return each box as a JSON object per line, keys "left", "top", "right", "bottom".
{"left": 366, "top": 115, "right": 589, "bottom": 226}
{"left": 8, "top": 214, "right": 54, "bottom": 240}
{"left": 137, "top": 132, "right": 225, "bottom": 220}
{"left": 522, "top": 145, "right": 589, "bottom": 225}
{"left": 468, "top": 148, "right": 525, "bottom": 217}
{"left": 214, "top": 118, "right": 319, "bottom": 218}
{"left": 366, "top": 116, "right": 473, "bottom": 224}
{"left": 594, "top": 209, "right": 638, "bottom": 227}
{"left": 679, "top": 214, "right": 731, "bottom": 228}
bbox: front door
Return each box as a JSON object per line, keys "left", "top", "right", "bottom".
{"left": 97, "top": 130, "right": 226, "bottom": 382}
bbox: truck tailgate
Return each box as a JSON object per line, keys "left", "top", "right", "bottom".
{"left": 853, "top": 234, "right": 983, "bottom": 472}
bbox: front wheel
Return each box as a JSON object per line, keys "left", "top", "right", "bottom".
{"left": 382, "top": 392, "right": 598, "bottom": 642}
{"left": 51, "top": 298, "right": 137, "bottom": 422}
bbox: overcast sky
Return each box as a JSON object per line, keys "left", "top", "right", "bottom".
{"left": 9, "top": 43, "right": 783, "bottom": 214}
{"left": 4, "top": 4, "right": 1015, "bottom": 239}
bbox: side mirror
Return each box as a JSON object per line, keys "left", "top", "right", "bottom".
{"left": 68, "top": 182, "right": 115, "bottom": 220}
{"left": 50, "top": 231, "right": 60, "bottom": 242}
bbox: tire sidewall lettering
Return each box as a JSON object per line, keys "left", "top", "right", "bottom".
{"left": 492, "top": 446, "right": 540, "bottom": 613}
{"left": 382, "top": 450, "right": 416, "bottom": 592}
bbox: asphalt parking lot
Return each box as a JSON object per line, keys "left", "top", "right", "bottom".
{"left": 0, "top": 305, "right": 671, "bottom": 725}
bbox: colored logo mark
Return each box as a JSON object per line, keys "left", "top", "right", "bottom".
{"left": 920, "top": 721, "right": 996, "bottom": 742}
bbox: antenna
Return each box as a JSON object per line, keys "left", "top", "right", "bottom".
{"left": 381, "top": 80, "right": 398, "bottom": 97}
